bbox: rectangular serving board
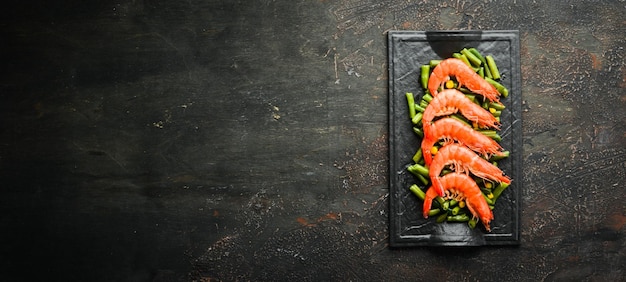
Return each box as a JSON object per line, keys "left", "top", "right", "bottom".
{"left": 388, "top": 30, "right": 522, "bottom": 247}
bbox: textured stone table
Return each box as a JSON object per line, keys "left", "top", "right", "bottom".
{"left": 1, "top": 1, "right": 624, "bottom": 281}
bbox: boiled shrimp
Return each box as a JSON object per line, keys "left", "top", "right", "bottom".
{"left": 421, "top": 117, "right": 504, "bottom": 167}
{"left": 428, "top": 58, "right": 500, "bottom": 103}
{"left": 422, "top": 89, "right": 500, "bottom": 130}
{"left": 429, "top": 143, "right": 511, "bottom": 197}
{"left": 422, "top": 172, "right": 494, "bottom": 231}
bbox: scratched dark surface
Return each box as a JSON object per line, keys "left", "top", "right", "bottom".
{"left": 0, "top": 0, "right": 624, "bottom": 281}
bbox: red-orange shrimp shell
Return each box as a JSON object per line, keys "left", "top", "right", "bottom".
{"left": 422, "top": 89, "right": 500, "bottom": 130}
{"left": 428, "top": 58, "right": 500, "bottom": 103}
{"left": 422, "top": 172, "right": 494, "bottom": 231}
{"left": 421, "top": 117, "right": 504, "bottom": 167}
{"left": 429, "top": 143, "right": 511, "bottom": 197}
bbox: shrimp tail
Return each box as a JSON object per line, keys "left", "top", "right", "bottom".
{"left": 431, "top": 176, "right": 445, "bottom": 198}
{"left": 421, "top": 135, "right": 435, "bottom": 166}
{"left": 466, "top": 203, "right": 494, "bottom": 232}
{"left": 422, "top": 187, "right": 439, "bottom": 218}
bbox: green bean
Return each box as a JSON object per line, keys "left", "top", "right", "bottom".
{"left": 453, "top": 53, "right": 473, "bottom": 68}
{"left": 436, "top": 212, "right": 448, "bottom": 223}
{"left": 486, "top": 55, "right": 501, "bottom": 80}
{"left": 428, "top": 208, "right": 441, "bottom": 217}
{"left": 425, "top": 196, "right": 443, "bottom": 210}
{"left": 482, "top": 100, "right": 489, "bottom": 110}
{"left": 480, "top": 187, "right": 492, "bottom": 196}
{"left": 458, "top": 87, "right": 474, "bottom": 95}
{"left": 464, "top": 94, "right": 476, "bottom": 103}
{"left": 468, "top": 218, "right": 477, "bottom": 229}
{"left": 489, "top": 101, "right": 506, "bottom": 111}
{"left": 478, "top": 67, "right": 485, "bottom": 78}
{"left": 417, "top": 173, "right": 429, "bottom": 186}
{"left": 461, "top": 48, "right": 482, "bottom": 67}
{"left": 420, "top": 65, "right": 430, "bottom": 90}
{"left": 451, "top": 206, "right": 462, "bottom": 215}
{"left": 469, "top": 48, "right": 493, "bottom": 78}
{"left": 430, "top": 60, "right": 441, "bottom": 68}
{"left": 409, "top": 184, "right": 425, "bottom": 201}
{"left": 468, "top": 48, "right": 485, "bottom": 63}
{"left": 442, "top": 200, "right": 450, "bottom": 211}
{"left": 406, "top": 92, "right": 416, "bottom": 119}
{"left": 412, "top": 112, "right": 423, "bottom": 125}
{"left": 489, "top": 150, "right": 510, "bottom": 161}
{"left": 412, "top": 127, "right": 423, "bottom": 138}
{"left": 435, "top": 196, "right": 445, "bottom": 207}
{"left": 485, "top": 76, "right": 508, "bottom": 97}
{"left": 484, "top": 62, "right": 493, "bottom": 79}
{"left": 449, "top": 199, "right": 458, "bottom": 207}
{"left": 471, "top": 94, "right": 483, "bottom": 105}
{"left": 479, "top": 130, "right": 502, "bottom": 142}
{"left": 415, "top": 104, "right": 426, "bottom": 113}
{"left": 422, "top": 93, "right": 433, "bottom": 103}
{"left": 447, "top": 214, "right": 470, "bottom": 222}
{"left": 407, "top": 163, "right": 429, "bottom": 178}
{"left": 412, "top": 148, "right": 423, "bottom": 163}
{"left": 419, "top": 99, "right": 429, "bottom": 109}
{"left": 450, "top": 114, "right": 471, "bottom": 127}
{"left": 482, "top": 193, "right": 494, "bottom": 205}
{"left": 492, "top": 182, "right": 510, "bottom": 203}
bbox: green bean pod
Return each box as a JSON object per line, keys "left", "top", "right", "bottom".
{"left": 447, "top": 214, "right": 470, "bottom": 222}
{"left": 416, "top": 173, "right": 429, "bottom": 186}
{"left": 412, "top": 112, "right": 423, "bottom": 125}
{"left": 468, "top": 218, "right": 478, "bottom": 229}
{"left": 454, "top": 53, "right": 474, "bottom": 70}
{"left": 468, "top": 48, "right": 485, "bottom": 62}
{"left": 492, "top": 182, "right": 510, "bottom": 203}
{"left": 428, "top": 208, "right": 441, "bottom": 217}
{"left": 409, "top": 184, "right": 425, "bottom": 201}
{"left": 461, "top": 48, "right": 482, "bottom": 67}
{"left": 436, "top": 212, "right": 448, "bottom": 223}
{"left": 406, "top": 92, "right": 416, "bottom": 118}
{"left": 430, "top": 60, "right": 442, "bottom": 68}
{"left": 422, "top": 93, "right": 433, "bottom": 103}
{"left": 412, "top": 148, "right": 423, "bottom": 163}
{"left": 412, "top": 127, "right": 423, "bottom": 138}
{"left": 489, "top": 101, "right": 506, "bottom": 111}
{"left": 420, "top": 65, "right": 430, "bottom": 90}
{"left": 486, "top": 55, "right": 501, "bottom": 80}
{"left": 489, "top": 150, "right": 510, "bottom": 162}
{"left": 407, "top": 163, "right": 429, "bottom": 178}
{"left": 451, "top": 206, "right": 462, "bottom": 215}
{"left": 485, "top": 77, "right": 509, "bottom": 97}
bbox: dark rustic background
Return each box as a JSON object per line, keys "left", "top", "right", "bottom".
{"left": 1, "top": 0, "right": 625, "bottom": 281}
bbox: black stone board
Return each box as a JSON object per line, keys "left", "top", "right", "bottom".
{"left": 388, "top": 30, "right": 522, "bottom": 247}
